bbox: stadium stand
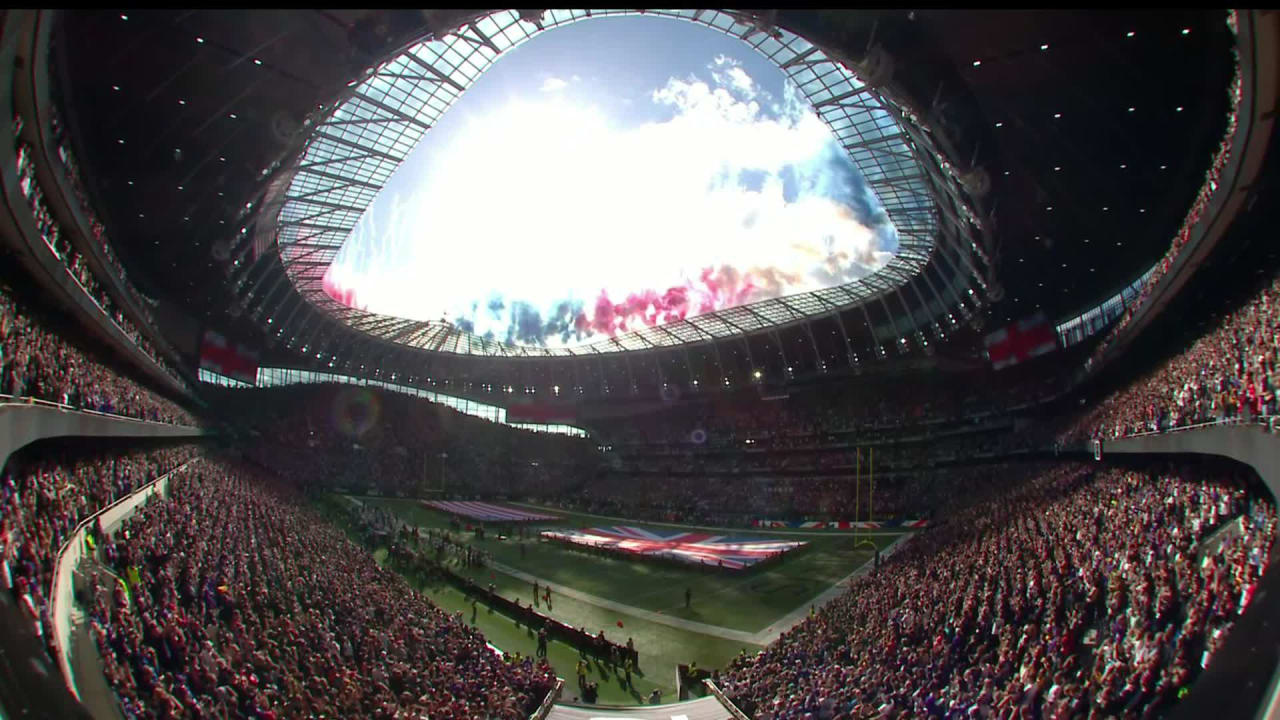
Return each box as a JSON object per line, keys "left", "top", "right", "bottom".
{"left": 718, "top": 463, "right": 1276, "bottom": 719}
{"left": 1065, "top": 272, "right": 1279, "bottom": 442}
{"left": 587, "top": 376, "right": 1061, "bottom": 449}
{"left": 88, "top": 457, "right": 557, "bottom": 719}
{"left": 0, "top": 282, "right": 195, "bottom": 425}
{"left": 2, "top": 7, "right": 1278, "bottom": 720}
{"left": 540, "top": 464, "right": 1035, "bottom": 528}
{"left": 209, "top": 383, "right": 597, "bottom": 499}
{"left": 1, "top": 441, "right": 199, "bottom": 659}
{"left": 13, "top": 138, "right": 188, "bottom": 389}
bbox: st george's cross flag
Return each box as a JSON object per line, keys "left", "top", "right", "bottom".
{"left": 984, "top": 312, "right": 1058, "bottom": 370}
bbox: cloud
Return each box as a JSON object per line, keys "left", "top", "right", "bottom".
{"left": 539, "top": 76, "right": 568, "bottom": 92}
{"left": 328, "top": 55, "right": 898, "bottom": 350}
{"left": 726, "top": 66, "right": 755, "bottom": 97}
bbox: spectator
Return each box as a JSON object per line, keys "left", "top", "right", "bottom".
{"left": 1065, "top": 272, "right": 1279, "bottom": 442}
{"left": 0, "top": 442, "right": 198, "bottom": 659}
{"left": 0, "top": 283, "right": 196, "bottom": 425}
{"left": 89, "top": 456, "right": 556, "bottom": 719}
{"left": 14, "top": 128, "right": 189, "bottom": 389}
{"left": 719, "top": 463, "right": 1275, "bottom": 719}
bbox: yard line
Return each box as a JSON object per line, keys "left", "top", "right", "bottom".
{"left": 509, "top": 502, "right": 911, "bottom": 538}
{"left": 348, "top": 494, "right": 916, "bottom": 644}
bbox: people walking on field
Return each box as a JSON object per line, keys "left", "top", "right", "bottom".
{"left": 533, "top": 579, "right": 540, "bottom": 607}
{"left": 685, "top": 586, "right": 692, "bottom": 608}
{"left": 537, "top": 627, "right": 548, "bottom": 657}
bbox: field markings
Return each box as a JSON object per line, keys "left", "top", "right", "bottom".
{"left": 508, "top": 502, "right": 911, "bottom": 537}
{"left": 488, "top": 559, "right": 762, "bottom": 644}
{"left": 348, "top": 495, "right": 916, "bottom": 645}
{"left": 751, "top": 532, "right": 913, "bottom": 645}
{"left": 490, "top": 530, "right": 913, "bottom": 646}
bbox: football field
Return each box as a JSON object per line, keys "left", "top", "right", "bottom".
{"left": 329, "top": 495, "right": 911, "bottom": 705}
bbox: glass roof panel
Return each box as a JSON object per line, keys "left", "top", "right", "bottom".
{"left": 278, "top": 9, "right": 962, "bottom": 356}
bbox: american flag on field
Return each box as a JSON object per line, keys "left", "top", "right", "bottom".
{"left": 424, "top": 500, "right": 559, "bottom": 522}
{"left": 540, "top": 526, "right": 806, "bottom": 570}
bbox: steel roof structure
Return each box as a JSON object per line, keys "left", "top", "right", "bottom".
{"left": 268, "top": 9, "right": 987, "bottom": 357}
{"left": 46, "top": 8, "right": 1249, "bottom": 399}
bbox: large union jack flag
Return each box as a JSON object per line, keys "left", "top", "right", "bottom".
{"left": 540, "top": 526, "right": 806, "bottom": 570}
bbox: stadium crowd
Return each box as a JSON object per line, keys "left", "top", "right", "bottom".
{"left": 213, "top": 383, "right": 597, "bottom": 499}
{"left": 1066, "top": 272, "right": 1279, "bottom": 441}
{"left": 0, "top": 283, "right": 196, "bottom": 424}
{"left": 351, "top": 506, "right": 642, "bottom": 671}
{"left": 13, "top": 131, "right": 187, "bottom": 388}
{"left": 89, "top": 457, "right": 557, "bottom": 719}
{"left": 536, "top": 464, "right": 1026, "bottom": 527}
{"left": 592, "top": 374, "right": 1061, "bottom": 449}
{"left": 1, "top": 442, "right": 197, "bottom": 657}
{"left": 719, "top": 463, "right": 1275, "bottom": 719}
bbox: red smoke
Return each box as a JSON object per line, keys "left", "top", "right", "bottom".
{"left": 323, "top": 261, "right": 773, "bottom": 345}
{"left": 322, "top": 271, "right": 364, "bottom": 310}
{"left": 574, "top": 264, "right": 762, "bottom": 338}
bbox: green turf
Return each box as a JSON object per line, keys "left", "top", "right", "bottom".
{"left": 362, "top": 496, "right": 900, "bottom": 634}
{"left": 332, "top": 495, "right": 909, "bottom": 706}
{"left": 513, "top": 501, "right": 909, "bottom": 536}
{"left": 370, "top": 548, "right": 675, "bottom": 705}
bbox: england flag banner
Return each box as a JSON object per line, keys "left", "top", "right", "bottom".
{"left": 540, "top": 526, "right": 806, "bottom": 570}
{"left": 984, "top": 312, "right": 1058, "bottom": 370}
{"left": 198, "top": 330, "right": 260, "bottom": 384}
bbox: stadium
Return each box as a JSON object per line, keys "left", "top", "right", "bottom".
{"left": 0, "top": 6, "right": 1278, "bottom": 719}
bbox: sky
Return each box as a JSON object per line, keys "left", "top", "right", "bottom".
{"left": 322, "top": 15, "right": 898, "bottom": 349}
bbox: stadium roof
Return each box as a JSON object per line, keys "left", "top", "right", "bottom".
{"left": 48, "top": 9, "right": 1240, "bottom": 386}
{"left": 272, "top": 9, "right": 975, "bottom": 357}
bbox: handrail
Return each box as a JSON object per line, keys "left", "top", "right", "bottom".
{"left": 0, "top": 393, "right": 201, "bottom": 429}
{"left": 48, "top": 459, "right": 197, "bottom": 701}
{"left": 703, "top": 679, "right": 752, "bottom": 720}
{"left": 24, "top": 10, "right": 192, "bottom": 385}
{"left": 1110, "top": 415, "right": 1278, "bottom": 441}
{"left": 1086, "top": 9, "right": 1275, "bottom": 378}
{"left": 528, "top": 678, "right": 564, "bottom": 720}
{"left": 1, "top": 11, "right": 192, "bottom": 401}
